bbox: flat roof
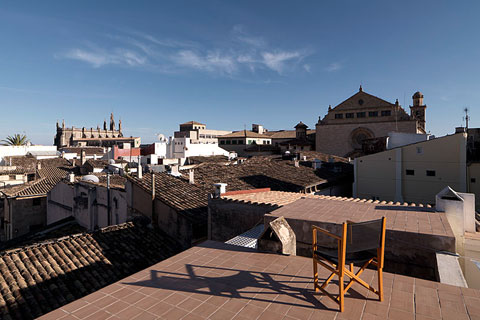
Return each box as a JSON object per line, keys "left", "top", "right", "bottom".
{"left": 39, "top": 241, "right": 480, "bottom": 320}
{"left": 270, "top": 197, "right": 452, "bottom": 236}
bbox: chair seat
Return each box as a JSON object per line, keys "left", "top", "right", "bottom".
{"left": 314, "top": 247, "right": 376, "bottom": 265}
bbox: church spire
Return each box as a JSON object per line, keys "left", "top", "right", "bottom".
{"left": 110, "top": 113, "right": 115, "bottom": 131}
{"left": 359, "top": 85, "right": 363, "bottom": 92}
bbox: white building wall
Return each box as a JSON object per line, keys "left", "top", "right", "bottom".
{"left": 167, "top": 137, "right": 229, "bottom": 159}
{"left": 0, "top": 145, "right": 58, "bottom": 164}
{"left": 386, "top": 132, "right": 432, "bottom": 149}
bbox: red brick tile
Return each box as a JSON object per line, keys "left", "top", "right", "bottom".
{"left": 162, "top": 307, "right": 189, "bottom": 319}
{"left": 134, "top": 296, "right": 160, "bottom": 310}
{"left": 387, "top": 308, "right": 414, "bottom": 320}
{"left": 147, "top": 301, "right": 173, "bottom": 316}
{"left": 115, "top": 306, "right": 145, "bottom": 320}
{"left": 209, "top": 308, "right": 236, "bottom": 320}
{"left": 236, "top": 304, "right": 264, "bottom": 319}
{"left": 37, "top": 308, "right": 68, "bottom": 320}
{"left": 104, "top": 300, "right": 129, "bottom": 315}
{"left": 61, "top": 299, "right": 90, "bottom": 314}
{"left": 72, "top": 304, "right": 100, "bottom": 319}
{"left": 84, "top": 309, "right": 111, "bottom": 320}
{"left": 191, "top": 302, "right": 218, "bottom": 318}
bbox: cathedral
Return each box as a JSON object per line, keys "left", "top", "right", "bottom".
{"left": 54, "top": 113, "right": 126, "bottom": 148}
{"left": 315, "top": 87, "right": 427, "bottom": 157}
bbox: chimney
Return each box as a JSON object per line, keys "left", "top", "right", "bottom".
{"left": 213, "top": 183, "right": 227, "bottom": 198}
{"left": 37, "top": 162, "right": 41, "bottom": 170}
{"left": 189, "top": 169, "right": 195, "bottom": 184}
{"left": 80, "top": 149, "right": 86, "bottom": 165}
{"left": 68, "top": 173, "right": 75, "bottom": 183}
{"left": 455, "top": 127, "right": 466, "bottom": 134}
{"left": 138, "top": 162, "right": 142, "bottom": 179}
{"left": 294, "top": 160, "right": 299, "bottom": 168}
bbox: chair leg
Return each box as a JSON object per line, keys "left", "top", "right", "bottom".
{"left": 339, "top": 270, "right": 344, "bottom": 312}
{"left": 313, "top": 260, "right": 319, "bottom": 292}
{"left": 350, "top": 263, "right": 354, "bottom": 273}
{"left": 378, "top": 266, "right": 383, "bottom": 302}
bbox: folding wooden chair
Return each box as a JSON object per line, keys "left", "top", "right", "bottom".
{"left": 312, "top": 217, "right": 386, "bottom": 312}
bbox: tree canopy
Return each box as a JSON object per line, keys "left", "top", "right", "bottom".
{"left": 1, "top": 134, "right": 29, "bottom": 146}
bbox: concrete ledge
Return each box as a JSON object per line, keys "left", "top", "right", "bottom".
{"left": 436, "top": 252, "right": 468, "bottom": 287}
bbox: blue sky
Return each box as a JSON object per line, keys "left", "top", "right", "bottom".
{"left": 1, "top": 1, "right": 479, "bottom": 145}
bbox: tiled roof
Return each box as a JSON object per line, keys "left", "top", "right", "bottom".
{"left": 221, "top": 190, "right": 433, "bottom": 208}
{"left": 219, "top": 130, "right": 271, "bottom": 139}
{"left": 84, "top": 159, "right": 109, "bottom": 169}
{"left": 0, "top": 167, "right": 32, "bottom": 175}
{"left": 74, "top": 174, "right": 126, "bottom": 189}
{"left": 128, "top": 173, "right": 208, "bottom": 224}
{"left": 271, "top": 197, "right": 449, "bottom": 236}
{"left": 178, "top": 156, "right": 344, "bottom": 194}
{"left": 1, "top": 157, "right": 71, "bottom": 172}
{"left": 180, "top": 121, "right": 205, "bottom": 126}
{"left": 60, "top": 147, "right": 105, "bottom": 156}
{"left": 186, "top": 155, "right": 230, "bottom": 165}
{"left": 1, "top": 164, "right": 74, "bottom": 197}
{"left": 296, "top": 151, "right": 349, "bottom": 163}
{"left": 41, "top": 241, "right": 480, "bottom": 320}
{"left": 264, "top": 129, "right": 316, "bottom": 139}
{"left": 0, "top": 222, "right": 181, "bottom": 320}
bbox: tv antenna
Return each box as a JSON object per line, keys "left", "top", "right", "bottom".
{"left": 463, "top": 107, "right": 470, "bottom": 129}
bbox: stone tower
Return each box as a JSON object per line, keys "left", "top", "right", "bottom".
{"left": 410, "top": 91, "right": 427, "bottom": 132}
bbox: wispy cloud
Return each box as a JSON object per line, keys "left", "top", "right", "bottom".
{"left": 63, "top": 48, "right": 147, "bottom": 68}
{"left": 173, "top": 50, "right": 237, "bottom": 74}
{"left": 326, "top": 62, "right": 342, "bottom": 72}
{"left": 262, "top": 51, "right": 301, "bottom": 73}
{"left": 59, "top": 26, "right": 312, "bottom": 77}
{"left": 303, "top": 64, "right": 311, "bottom": 72}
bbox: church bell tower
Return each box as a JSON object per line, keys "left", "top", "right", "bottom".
{"left": 410, "top": 91, "right": 427, "bottom": 132}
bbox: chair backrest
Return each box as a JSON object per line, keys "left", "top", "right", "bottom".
{"left": 345, "top": 218, "right": 384, "bottom": 254}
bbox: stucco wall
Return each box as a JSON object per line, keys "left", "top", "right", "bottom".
{"left": 356, "top": 133, "right": 467, "bottom": 204}
{"left": 7, "top": 197, "right": 47, "bottom": 239}
{"left": 208, "top": 198, "right": 277, "bottom": 242}
{"left": 47, "top": 182, "right": 74, "bottom": 225}
{"left": 316, "top": 120, "right": 417, "bottom": 157}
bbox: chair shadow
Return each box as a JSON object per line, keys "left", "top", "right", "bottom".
{"left": 123, "top": 264, "right": 345, "bottom": 311}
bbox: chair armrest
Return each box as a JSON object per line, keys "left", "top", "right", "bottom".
{"left": 312, "top": 225, "right": 341, "bottom": 240}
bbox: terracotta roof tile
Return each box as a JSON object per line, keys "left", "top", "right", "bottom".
{"left": 128, "top": 173, "right": 208, "bottom": 224}
{"left": 0, "top": 222, "right": 181, "bottom": 319}
{"left": 219, "top": 130, "right": 270, "bottom": 139}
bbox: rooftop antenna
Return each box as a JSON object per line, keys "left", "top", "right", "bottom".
{"left": 463, "top": 107, "right": 470, "bottom": 129}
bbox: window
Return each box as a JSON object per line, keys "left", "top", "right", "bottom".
{"left": 406, "top": 169, "right": 415, "bottom": 176}
{"left": 381, "top": 110, "right": 391, "bottom": 117}
{"left": 9, "top": 175, "right": 16, "bottom": 180}
{"left": 416, "top": 147, "right": 423, "bottom": 154}
{"left": 471, "top": 178, "right": 476, "bottom": 183}
{"left": 226, "top": 140, "right": 231, "bottom": 145}
{"left": 346, "top": 113, "right": 354, "bottom": 118}
{"left": 358, "top": 99, "right": 364, "bottom": 105}
{"left": 357, "top": 112, "right": 366, "bottom": 118}
{"left": 147, "top": 158, "right": 151, "bottom": 164}
{"left": 33, "top": 198, "right": 41, "bottom": 206}
{"left": 232, "top": 140, "right": 237, "bottom": 145}
{"left": 220, "top": 140, "right": 225, "bottom": 145}
{"left": 238, "top": 140, "right": 243, "bottom": 144}
{"left": 426, "top": 170, "right": 436, "bottom": 177}
{"left": 335, "top": 114, "right": 343, "bottom": 119}
{"left": 368, "top": 111, "right": 378, "bottom": 117}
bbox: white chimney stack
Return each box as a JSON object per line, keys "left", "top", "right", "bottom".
{"left": 68, "top": 173, "right": 75, "bottom": 183}
{"left": 213, "top": 183, "right": 227, "bottom": 198}
{"left": 189, "top": 169, "right": 195, "bottom": 184}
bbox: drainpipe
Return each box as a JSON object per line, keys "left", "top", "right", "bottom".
{"left": 394, "top": 148, "right": 404, "bottom": 203}
{"left": 107, "top": 173, "right": 111, "bottom": 226}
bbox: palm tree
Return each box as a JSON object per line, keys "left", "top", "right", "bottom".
{"left": 1, "top": 134, "right": 29, "bottom": 146}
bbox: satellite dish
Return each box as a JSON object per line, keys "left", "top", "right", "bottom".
{"left": 81, "top": 175, "right": 100, "bottom": 183}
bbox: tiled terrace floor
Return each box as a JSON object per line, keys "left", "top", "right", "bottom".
{"left": 40, "top": 241, "right": 480, "bottom": 320}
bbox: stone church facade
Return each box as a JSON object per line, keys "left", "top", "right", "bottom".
{"left": 54, "top": 113, "right": 125, "bottom": 148}
{"left": 316, "top": 87, "right": 427, "bottom": 157}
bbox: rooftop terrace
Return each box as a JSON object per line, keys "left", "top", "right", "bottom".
{"left": 39, "top": 241, "right": 480, "bottom": 320}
